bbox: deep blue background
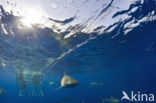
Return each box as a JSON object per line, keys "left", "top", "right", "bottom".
{"left": 0, "top": 0, "right": 156, "bottom": 103}
{"left": 0, "top": 20, "right": 156, "bottom": 103}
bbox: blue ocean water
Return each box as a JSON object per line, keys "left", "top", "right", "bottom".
{"left": 0, "top": 0, "right": 156, "bottom": 103}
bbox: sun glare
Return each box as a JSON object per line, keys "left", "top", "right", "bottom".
{"left": 20, "top": 8, "right": 47, "bottom": 27}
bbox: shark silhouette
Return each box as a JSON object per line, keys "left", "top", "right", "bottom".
{"left": 121, "top": 91, "right": 131, "bottom": 101}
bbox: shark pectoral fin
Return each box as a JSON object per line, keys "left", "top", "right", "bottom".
{"left": 52, "top": 86, "right": 62, "bottom": 92}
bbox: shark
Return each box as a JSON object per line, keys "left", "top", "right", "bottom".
{"left": 89, "top": 82, "right": 103, "bottom": 87}
{"left": 102, "top": 96, "right": 120, "bottom": 103}
{"left": 53, "top": 72, "right": 79, "bottom": 91}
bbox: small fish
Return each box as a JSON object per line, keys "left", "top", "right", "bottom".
{"left": 90, "top": 82, "right": 103, "bottom": 87}
{"left": 53, "top": 72, "right": 79, "bottom": 91}
{"left": 49, "top": 81, "right": 55, "bottom": 86}
{"left": 102, "top": 97, "right": 120, "bottom": 103}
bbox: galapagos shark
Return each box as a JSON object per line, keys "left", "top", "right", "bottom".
{"left": 102, "top": 96, "right": 120, "bottom": 103}
{"left": 89, "top": 82, "right": 103, "bottom": 87}
{"left": 54, "top": 72, "right": 79, "bottom": 91}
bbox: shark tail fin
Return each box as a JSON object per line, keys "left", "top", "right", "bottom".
{"left": 52, "top": 86, "right": 62, "bottom": 92}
